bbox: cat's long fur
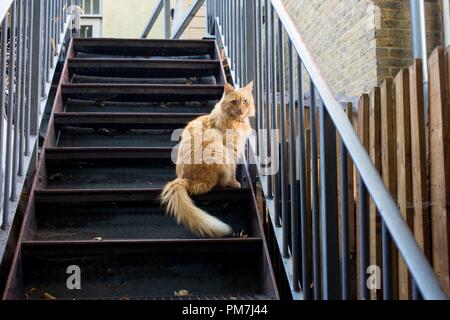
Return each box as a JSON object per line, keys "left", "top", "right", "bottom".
{"left": 161, "top": 82, "right": 255, "bottom": 237}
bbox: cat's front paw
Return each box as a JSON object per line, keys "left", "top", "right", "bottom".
{"left": 228, "top": 180, "right": 241, "bottom": 189}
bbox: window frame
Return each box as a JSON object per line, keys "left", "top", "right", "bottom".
{"left": 80, "top": 0, "right": 103, "bottom": 17}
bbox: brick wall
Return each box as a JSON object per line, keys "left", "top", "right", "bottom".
{"left": 375, "top": 0, "right": 443, "bottom": 80}
{"left": 281, "top": 0, "right": 446, "bottom": 97}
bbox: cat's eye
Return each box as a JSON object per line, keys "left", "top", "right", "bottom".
{"left": 231, "top": 100, "right": 238, "bottom": 105}
{"left": 244, "top": 99, "right": 248, "bottom": 105}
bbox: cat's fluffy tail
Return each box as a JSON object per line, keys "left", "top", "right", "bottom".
{"left": 160, "top": 178, "right": 233, "bottom": 238}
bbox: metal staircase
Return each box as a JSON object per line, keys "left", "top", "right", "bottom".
{"left": 2, "top": 38, "right": 278, "bottom": 300}
{"left": 1, "top": 0, "right": 449, "bottom": 301}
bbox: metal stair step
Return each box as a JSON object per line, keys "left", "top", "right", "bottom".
{"left": 73, "top": 38, "right": 219, "bottom": 59}
{"left": 68, "top": 58, "right": 222, "bottom": 79}
{"left": 44, "top": 148, "right": 176, "bottom": 190}
{"left": 54, "top": 112, "right": 200, "bottom": 148}
{"left": 64, "top": 99, "right": 216, "bottom": 113}
{"left": 26, "top": 188, "right": 258, "bottom": 241}
{"left": 71, "top": 74, "right": 217, "bottom": 85}
{"left": 57, "top": 127, "right": 178, "bottom": 148}
{"left": 75, "top": 52, "right": 213, "bottom": 60}
{"left": 61, "top": 84, "right": 224, "bottom": 102}
{"left": 11, "top": 240, "right": 268, "bottom": 300}
{"left": 54, "top": 112, "right": 204, "bottom": 129}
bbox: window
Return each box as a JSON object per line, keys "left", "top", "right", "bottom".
{"left": 80, "top": 25, "right": 93, "bottom": 38}
{"left": 81, "top": 0, "right": 102, "bottom": 16}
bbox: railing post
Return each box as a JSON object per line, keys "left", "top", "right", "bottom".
{"left": 0, "top": 12, "right": 8, "bottom": 228}
{"left": 2, "top": 0, "right": 16, "bottom": 228}
{"left": 245, "top": 0, "right": 254, "bottom": 83}
{"left": 30, "top": 0, "right": 43, "bottom": 137}
{"left": 319, "top": 101, "right": 340, "bottom": 300}
{"left": 164, "top": 0, "right": 171, "bottom": 39}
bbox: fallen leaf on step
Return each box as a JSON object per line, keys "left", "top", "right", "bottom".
{"left": 42, "top": 292, "right": 56, "bottom": 300}
{"left": 174, "top": 289, "right": 191, "bottom": 297}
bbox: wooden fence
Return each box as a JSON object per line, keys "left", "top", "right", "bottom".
{"left": 264, "top": 46, "right": 450, "bottom": 299}
{"left": 338, "top": 46, "right": 450, "bottom": 299}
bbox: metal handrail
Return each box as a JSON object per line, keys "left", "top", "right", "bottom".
{"left": 0, "top": 0, "right": 73, "bottom": 262}
{"left": 171, "top": 0, "right": 205, "bottom": 39}
{"left": 141, "top": 0, "right": 171, "bottom": 39}
{"left": 141, "top": 0, "right": 163, "bottom": 39}
{"left": 208, "top": 0, "right": 448, "bottom": 300}
{"left": 271, "top": 0, "right": 445, "bottom": 300}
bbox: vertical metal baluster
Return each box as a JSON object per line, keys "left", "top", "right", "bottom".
{"left": 271, "top": 10, "right": 280, "bottom": 225}
{"left": 297, "top": 61, "right": 311, "bottom": 300}
{"left": 265, "top": 0, "right": 272, "bottom": 196}
{"left": 253, "top": 0, "right": 259, "bottom": 155}
{"left": 14, "top": 0, "right": 23, "bottom": 178}
{"left": 229, "top": 0, "right": 232, "bottom": 56}
{"left": 25, "top": 0, "right": 33, "bottom": 155}
{"left": 164, "top": 0, "right": 170, "bottom": 39}
{"left": 230, "top": 0, "right": 234, "bottom": 75}
{"left": 240, "top": 0, "right": 245, "bottom": 85}
{"left": 47, "top": 0, "right": 53, "bottom": 81}
{"left": 242, "top": 0, "right": 247, "bottom": 84}
{"left": 222, "top": 0, "right": 226, "bottom": 44}
{"left": 382, "top": 220, "right": 392, "bottom": 300}
{"left": 245, "top": 0, "right": 254, "bottom": 87}
{"left": 218, "top": 0, "right": 221, "bottom": 26}
{"left": 231, "top": 0, "right": 235, "bottom": 72}
{"left": 310, "top": 83, "right": 321, "bottom": 299}
{"left": 340, "top": 136, "right": 350, "bottom": 300}
{"left": 41, "top": 0, "right": 48, "bottom": 97}
{"left": 11, "top": 0, "right": 22, "bottom": 199}
{"left": 233, "top": 0, "right": 237, "bottom": 82}
{"left": 3, "top": 1, "right": 17, "bottom": 227}
{"left": 59, "top": 0, "right": 63, "bottom": 34}
{"left": 319, "top": 100, "right": 340, "bottom": 300}
{"left": 19, "top": 0, "right": 28, "bottom": 175}
{"left": 0, "top": 16, "right": 8, "bottom": 227}
{"left": 30, "top": 0, "right": 44, "bottom": 150}
{"left": 278, "top": 22, "right": 289, "bottom": 258}
{"left": 226, "top": 0, "right": 229, "bottom": 44}
{"left": 61, "top": 0, "right": 64, "bottom": 34}
{"left": 359, "top": 178, "right": 369, "bottom": 300}
{"left": 222, "top": 0, "right": 226, "bottom": 43}
{"left": 238, "top": 0, "right": 241, "bottom": 82}
{"left": 288, "top": 40, "right": 299, "bottom": 291}
{"left": 237, "top": 0, "right": 241, "bottom": 84}
{"left": 257, "top": 0, "right": 263, "bottom": 156}
{"left": 56, "top": 0, "right": 60, "bottom": 45}
{"left": 227, "top": 0, "right": 231, "bottom": 60}
{"left": 225, "top": 0, "right": 228, "bottom": 34}
{"left": 53, "top": 0, "right": 57, "bottom": 63}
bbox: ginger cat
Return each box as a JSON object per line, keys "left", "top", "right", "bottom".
{"left": 161, "top": 82, "right": 255, "bottom": 238}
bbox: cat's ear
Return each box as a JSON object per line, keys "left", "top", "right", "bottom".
{"left": 245, "top": 81, "right": 254, "bottom": 93}
{"left": 224, "top": 83, "right": 235, "bottom": 95}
